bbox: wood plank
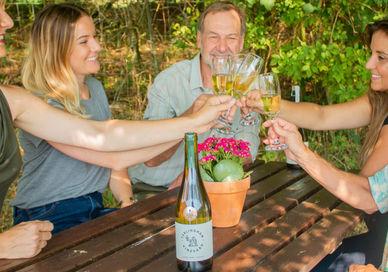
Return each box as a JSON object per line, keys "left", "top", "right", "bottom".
{"left": 15, "top": 206, "right": 177, "bottom": 272}
{"left": 245, "top": 168, "right": 306, "bottom": 209}
{"left": 134, "top": 176, "right": 321, "bottom": 272}
{"left": 0, "top": 162, "right": 287, "bottom": 272}
{"left": 255, "top": 203, "right": 363, "bottom": 272}
{"left": 248, "top": 162, "right": 286, "bottom": 186}
{"left": 79, "top": 169, "right": 308, "bottom": 272}
{"left": 244, "top": 159, "right": 264, "bottom": 171}
{"left": 78, "top": 226, "right": 176, "bottom": 272}
{"left": 5, "top": 163, "right": 292, "bottom": 271}
{"left": 0, "top": 188, "right": 179, "bottom": 272}
{"left": 212, "top": 189, "right": 339, "bottom": 272}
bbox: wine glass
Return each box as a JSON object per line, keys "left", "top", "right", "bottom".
{"left": 231, "top": 53, "right": 264, "bottom": 126}
{"left": 210, "top": 54, "right": 233, "bottom": 134}
{"left": 257, "top": 73, "right": 287, "bottom": 151}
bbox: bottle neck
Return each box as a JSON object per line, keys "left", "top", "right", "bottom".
{"left": 184, "top": 133, "right": 199, "bottom": 181}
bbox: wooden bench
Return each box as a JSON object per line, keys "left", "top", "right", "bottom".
{"left": 0, "top": 162, "right": 362, "bottom": 272}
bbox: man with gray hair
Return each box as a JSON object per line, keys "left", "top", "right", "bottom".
{"left": 129, "top": 1, "right": 259, "bottom": 190}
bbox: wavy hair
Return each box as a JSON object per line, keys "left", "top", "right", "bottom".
{"left": 22, "top": 4, "right": 89, "bottom": 117}
{"left": 360, "top": 19, "right": 388, "bottom": 165}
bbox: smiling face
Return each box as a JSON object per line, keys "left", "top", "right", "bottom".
{"left": 0, "top": 3, "right": 14, "bottom": 58}
{"left": 197, "top": 10, "right": 244, "bottom": 68}
{"left": 365, "top": 30, "right": 388, "bottom": 92}
{"left": 69, "top": 15, "right": 101, "bottom": 84}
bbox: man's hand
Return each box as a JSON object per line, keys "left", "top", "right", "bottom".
{"left": 190, "top": 95, "right": 236, "bottom": 134}
{"left": 0, "top": 221, "right": 53, "bottom": 259}
{"left": 349, "top": 264, "right": 381, "bottom": 272}
{"left": 183, "top": 94, "right": 212, "bottom": 116}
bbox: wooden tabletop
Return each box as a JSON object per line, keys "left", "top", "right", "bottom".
{"left": 0, "top": 161, "right": 363, "bottom": 272}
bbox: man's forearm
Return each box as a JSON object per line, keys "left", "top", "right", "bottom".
{"left": 145, "top": 141, "right": 182, "bottom": 167}
{"left": 109, "top": 169, "right": 134, "bottom": 207}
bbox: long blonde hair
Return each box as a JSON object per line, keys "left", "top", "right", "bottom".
{"left": 22, "top": 4, "right": 89, "bottom": 117}
{"left": 360, "top": 20, "right": 388, "bottom": 165}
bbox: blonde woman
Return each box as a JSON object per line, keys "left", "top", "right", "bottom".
{"left": 242, "top": 19, "right": 388, "bottom": 272}
{"left": 0, "top": 2, "right": 234, "bottom": 258}
{"left": 13, "top": 3, "right": 231, "bottom": 234}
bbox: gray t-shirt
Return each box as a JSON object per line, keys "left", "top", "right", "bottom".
{"left": 12, "top": 77, "right": 111, "bottom": 209}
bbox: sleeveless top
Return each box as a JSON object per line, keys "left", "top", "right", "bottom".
{"left": 0, "top": 89, "right": 22, "bottom": 209}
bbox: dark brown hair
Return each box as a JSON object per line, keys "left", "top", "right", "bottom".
{"left": 360, "top": 19, "right": 388, "bottom": 165}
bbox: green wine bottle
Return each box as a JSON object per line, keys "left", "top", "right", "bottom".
{"left": 175, "top": 132, "right": 213, "bottom": 272}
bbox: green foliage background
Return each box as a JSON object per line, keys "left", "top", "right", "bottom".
{"left": 3, "top": 0, "right": 388, "bottom": 172}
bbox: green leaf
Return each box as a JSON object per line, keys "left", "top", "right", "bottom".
{"left": 260, "top": 0, "right": 275, "bottom": 11}
{"left": 303, "top": 3, "right": 316, "bottom": 13}
{"left": 213, "top": 159, "right": 244, "bottom": 182}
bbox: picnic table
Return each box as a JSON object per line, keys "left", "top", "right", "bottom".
{"left": 0, "top": 161, "right": 363, "bottom": 272}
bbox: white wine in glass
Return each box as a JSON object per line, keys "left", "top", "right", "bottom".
{"left": 210, "top": 54, "right": 233, "bottom": 134}
{"left": 211, "top": 73, "right": 233, "bottom": 96}
{"left": 257, "top": 73, "right": 287, "bottom": 151}
{"left": 231, "top": 53, "right": 264, "bottom": 126}
{"left": 261, "top": 94, "right": 281, "bottom": 119}
{"left": 233, "top": 73, "right": 257, "bottom": 98}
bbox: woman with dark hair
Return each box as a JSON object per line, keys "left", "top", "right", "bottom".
{"left": 243, "top": 19, "right": 388, "bottom": 271}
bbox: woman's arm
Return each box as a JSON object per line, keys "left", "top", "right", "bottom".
{"left": 295, "top": 146, "right": 379, "bottom": 214}
{"left": 4, "top": 85, "right": 234, "bottom": 151}
{"left": 279, "top": 94, "right": 371, "bottom": 130}
{"left": 48, "top": 140, "right": 179, "bottom": 170}
{"left": 264, "top": 118, "right": 384, "bottom": 214}
{"left": 243, "top": 90, "right": 371, "bottom": 130}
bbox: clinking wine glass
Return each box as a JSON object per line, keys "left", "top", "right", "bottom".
{"left": 257, "top": 73, "right": 288, "bottom": 151}
{"left": 231, "top": 53, "right": 264, "bottom": 126}
{"left": 211, "top": 54, "right": 234, "bottom": 134}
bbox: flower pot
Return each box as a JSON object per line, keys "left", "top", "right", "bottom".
{"left": 203, "top": 176, "right": 250, "bottom": 228}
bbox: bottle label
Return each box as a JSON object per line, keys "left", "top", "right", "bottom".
{"left": 175, "top": 221, "right": 213, "bottom": 261}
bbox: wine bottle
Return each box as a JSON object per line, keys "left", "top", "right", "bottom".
{"left": 175, "top": 132, "right": 213, "bottom": 272}
{"left": 287, "top": 85, "right": 309, "bottom": 169}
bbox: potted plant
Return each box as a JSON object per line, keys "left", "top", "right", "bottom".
{"left": 198, "top": 137, "right": 252, "bottom": 228}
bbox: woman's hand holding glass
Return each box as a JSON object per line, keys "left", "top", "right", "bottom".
{"left": 263, "top": 118, "right": 307, "bottom": 159}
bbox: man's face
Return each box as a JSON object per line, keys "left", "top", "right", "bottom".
{"left": 197, "top": 10, "right": 244, "bottom": 68}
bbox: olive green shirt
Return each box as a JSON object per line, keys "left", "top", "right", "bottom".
{"left": 0, "top": 89, "right": 22, "bottom": 209}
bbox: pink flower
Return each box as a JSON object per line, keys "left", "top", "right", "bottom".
{"left": 198, "top": 137, "right": 250, "bottom": 160}
{"left": 200, "top": 154, "right": 217, "bottom": 163}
